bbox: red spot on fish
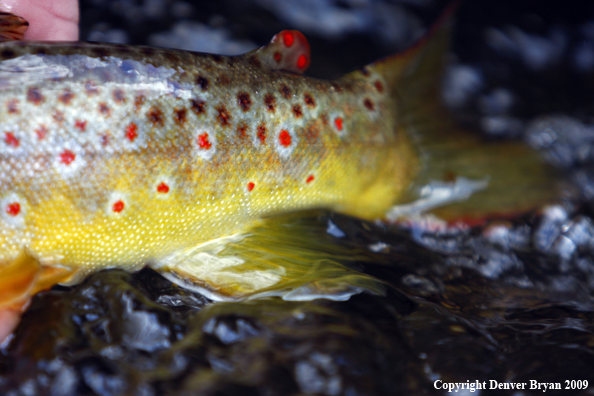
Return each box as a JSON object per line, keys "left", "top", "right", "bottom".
{"left": 334, "top": 117, "right": 343, "bottom": 131}
{"left": 297, "top": 54, "right": 307, "bottom": 69}
{"left": 292, "top": 104, "right": 303, "bottom": 118}
{"left": 4, "top": 132, "right": 18, "bottom": 147}
{"left": 197, "top": 133, "right": 212, "bottom": 150}
{"left": 27, "top": 88, "right": 44, "bottom": 105}
{"left": 191, "top": 99, "right": 206, "bottom": 115}
{"left": 216, "top": 105, "right": 231, "bottom": 126}
{"left": 274, "top": 52, "right": 281, "bottom": 62}
{"left": 157, "top": 182, "right": 170, "bottom": 193}
{"left": 35, "top": 126, "right": 47, "bottom": 140}
{"left": 99, "top": 102, "right": 110, "bottom": 115}
{"left": 174, "top": 108, "right": 187, "bottom": 125}
{"left": 375, "top": 81, "right": 384, "bottom": 92}
{"left": 247, "top": 182, "right": 255, "bottom": 192}
{"left": 237, "top": 92, "right": 252, "bottom": 112}
{"left": 101, "top": 134, "right": 110, "bottom": 146}
{"left": 6, "top": 202, "right": 20, "bottom": 216}
{"left": 126, "top": 123, "right": 138, "bottom": 141}
{"left": 112, "top": 200, "right": 125, "bottom": 213}
{"left": 113, "top": 89, "right": 126, "bottom": 103}
{"left": 364, "top": 98, "right": 375, "bottom": 111}
{"left": 304, "top": 93, "right": 315, "bottom": 107}
{"left": 59, "top": 89, "right": 75, "bottom": 105}
{"left": 283, "top": 31, "right": 294, "bottom": 47}
{"left": 279, "top": 130, "right": 292, "bottom": 147}
{"left": 147, "top": 107, "right": 164, "bottom": 126}
{"left": 306, "top": 175, "right": 314, "bottom": 183}
{"left": 264, "top": 94, "right": 276, "bottom": 112}
{"left": 6, "top": 99, "right": 18, "bottom": 114}
{"left": 75, "top": 120, "right": 87, "bottom": 132}
{"left": 257, "top": 125, "right": 267, "bottom": 143}
{"left": 60, "top": 149, "right": 75, "bottom": 165}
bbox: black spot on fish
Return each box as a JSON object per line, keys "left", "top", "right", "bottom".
{"left": 264, "top": 94, "right": 276, "bottom": 112}
{"left": 304, "top": 93, "right": 315, "bottom": 108}
{"left": 197, "top": 76, "right": 209, "bottom": 91}
{"left": 237, "top": 123, "right": 248, "bottom": 139}
{"left": 1, "top": 49, "right": 15, "bottom": 59}
{"left": 191, "top": 99, "right": 206, "bottom": 115}
{"left": 280, "top": 84, "right": 291, "bottom": 99}
{"left": 174, "top": 108, "right": 187, "bottom": 125}
{"left": 6, "top": 99, "right": 18, "bottom": 114}
{"left": 134, "top": 95, "right": 145, "bottom": 111}
{"left": 364, "top": 98, "right": 375, "bottom": 111}
{"left": 249, "top": 55, "right": 261, "bottom": 68}
{"left": 53, "top": 111, "right": 65, "bottom": 124}
{"left": 27, "top": 87, "right": 44, "bottom": 105}
{"left": 85, "top": 80, "right": 99, "bottom": 95}
{"left": 211, "top": 54, "right": 223, "bottom": 63}
{"left": 141, "top": 47, "right": 156, "bottom": 56}
{"left": 99, "top": 102, "right": 110, "bottom": 115}
{"left": 165, "top": 52, "right": 180, "bottom": 63}
{"left": 92, "top": 47, "right": 109, "bottom": 58}
{"left": 237, "top": 92, "right": 252, "bottom": 112}
{"left": 292, "top": 104, "right": 303, "bottom": 118}
{"left": 332, "top": 83, "right": 343, "bottom": 93}
{"left": 257, "top": 124, "right": 267, "bottom": 143}
{"left": 217, "top": 75, "right": 230, "bottom": 86}
{"left": 113, "top": 89, "right": 126, "bottom": 103}
{"left": 58, "top": 89, "right": 75, "bottom": 105}
{"left": 216, "top": 105, "right": 231, "bottom": 126}
{"left": 147, "top": 106, "right": 164, "bottom": 126}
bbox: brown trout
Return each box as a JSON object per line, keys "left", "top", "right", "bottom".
{"left": 0, "top": 7, "right": 558, "bottom": 310}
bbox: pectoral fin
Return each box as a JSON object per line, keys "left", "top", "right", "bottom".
{"left": 155, "top": 212, "right": 387, "bottom": 302}
{"left": 0, "top": 250, "right": 78, "bottom": 308}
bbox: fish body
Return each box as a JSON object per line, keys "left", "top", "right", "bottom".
{"left": 0, "top": 6, "right": 558, "bottom": 305}
{"left": 0, "top": 34, "right": 416, "bottom": 277}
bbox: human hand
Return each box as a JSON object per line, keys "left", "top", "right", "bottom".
{"left": 0, "top": 0, "right": 79, "bottom": 40}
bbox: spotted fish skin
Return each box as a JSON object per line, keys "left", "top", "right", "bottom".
{"left": 0, "top": 35, "right": 417, "bottom": 272}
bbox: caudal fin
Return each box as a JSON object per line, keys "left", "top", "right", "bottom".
{"left": 367, "top": 2, "right": 562, "bottom": 224}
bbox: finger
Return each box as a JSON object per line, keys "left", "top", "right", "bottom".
{"left": 0, "top": 0, "right": 79, "bottom": 41}
{"left": 0, "top": 308, "right": 20, "bottom": 345}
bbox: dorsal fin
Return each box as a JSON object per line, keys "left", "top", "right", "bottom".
{"left": 0, "top": 12, "right": 28, "bottom": 41}
{"left": 247, "top": 30, "right": 311, "bottom": 74}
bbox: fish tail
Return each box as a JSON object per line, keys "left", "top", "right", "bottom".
{"left": 369, "top": 2, "right": 562, "bottom": 224}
